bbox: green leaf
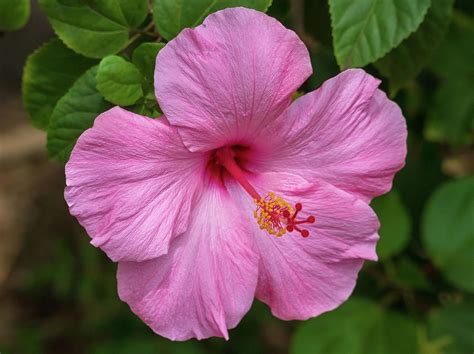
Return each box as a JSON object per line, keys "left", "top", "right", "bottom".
{"left": 38, "top": 0, "right": 149, "bottom": 58}
{"left": 371, "top": 190, "right": 412, "bottom": 260}
{"left": 290, "top": 298, "right": 418, "bottom": 354}
{"left": 424, "top": 78, "right": 474, "bottom": 146}
{"left": 47, "top": 66, "right": 112, "bottom": 163}
{"left": 422, "top": 177, "right": 474, "bottom": 292}
{"left": 329, "top": 0, "right": 431, "bottom": 68}
{"left": 0, "top": 0, "right": 30, "bottom": 31}
{"left": 153, "top": 0, "right": 273, "bottom": 40}
{"left": 132, "top": 42, "right": 165, "bottom": 81}
{"left": 22, "top": 38, "right": 97, "bottom": 130}
{"left": 428, "top": 300, "right": 474, "bottom": 354}
{"left": 375, "top": 0, "right": 454, "bottom": 96}
{"left": 97, "top": 55, "right": 144, "bottom": 106}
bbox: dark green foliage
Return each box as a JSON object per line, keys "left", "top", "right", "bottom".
{"left": 422, "top": 177, "right": 474, "bottom": 292}
{"left": 291, "top": 298, "right": 418, "bottom": 354}
{"left": 47, "top": 66, "right": 112, "bottom": 162}
{"left": 22, "top": 38, "right": 97, "bottom": 130}
{"left": 0, "top": 0, "right": 30, "bottom": 31}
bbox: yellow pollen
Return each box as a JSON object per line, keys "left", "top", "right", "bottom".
{"left": 253, "top": 192, "right": 293, "bottom": 237}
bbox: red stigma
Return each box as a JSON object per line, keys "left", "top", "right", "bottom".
{"left": 284, "top": 202, "right": 315, "bottom": 238}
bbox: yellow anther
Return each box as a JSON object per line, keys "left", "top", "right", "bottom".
{"left": 253, "top": 193, "right": 293, "bottom": 238}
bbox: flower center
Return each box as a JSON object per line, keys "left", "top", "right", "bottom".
{"left": 216, "top": 146, "right": 315, "bottom": 238}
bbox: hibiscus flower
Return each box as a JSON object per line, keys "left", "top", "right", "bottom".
{"left": 65, "top": 7, "right": 407, "bottom": 340}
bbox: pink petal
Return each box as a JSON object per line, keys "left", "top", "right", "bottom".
{"left": 226, "top": 172, "right": 379, "bottom": 320}
{"left": 117, "top": 182, "right": 258, "bottom": 340}
{"left": 155, "top": 7, "right": 312, "bottom": 152}
{"left": 255, "top": 69, "right": 407, "bottom": 202}
{"left": 65, "top": 107, "right": 206, "bottom": 262}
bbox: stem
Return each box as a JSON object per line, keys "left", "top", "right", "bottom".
{"left": 122, "top": 32, "right": 142, "bottom": 50}
{"left": 123, "top": 22, "right": 159, "bottom": 50}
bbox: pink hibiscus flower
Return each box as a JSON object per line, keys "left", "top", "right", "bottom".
{"left": 65, "top": 7, "right": 407, "bottom": 340}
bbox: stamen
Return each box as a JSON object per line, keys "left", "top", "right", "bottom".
{"left": 253, "top": 193, "right": 316, "bottom": 238}
{"left": 254, "top": 192, "right": 292, "bottom": 237}
{"left": 216, "top": 146, "right": 315, "bottom": 238}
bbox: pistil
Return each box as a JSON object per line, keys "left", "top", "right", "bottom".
{"left": 216, "top": 146, "right": 315, "bottom": 238}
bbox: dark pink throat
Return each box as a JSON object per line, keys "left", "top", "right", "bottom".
{"left": 215, "top": 146, "right": 315, "bottom": 238}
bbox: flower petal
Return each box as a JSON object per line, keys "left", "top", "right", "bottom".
{"left": 255, "top": 69, "right": 407, "bottom": 202}
{"left": 117, "top": 182, "right": 258, "bottom": 340}
{"left": 65, "top": 107, "right": 206, "bottom": 262}
{"left": 226, "top": 171, "right": 379, "bottom": 320}
{"left": 155, "top": 7, "right": 312, "bottom": 152}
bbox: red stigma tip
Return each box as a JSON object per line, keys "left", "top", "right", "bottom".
{"left": 284, "top": 201, "right": 315, "bottom": 238}
{"left": 253, "top": 196, "right": 315, "bottom": 238}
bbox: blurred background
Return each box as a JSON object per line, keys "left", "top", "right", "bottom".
{"left": 0, "top": 0, "right": 473, "bottom": 353}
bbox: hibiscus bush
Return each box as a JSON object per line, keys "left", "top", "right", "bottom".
{"left": 1, "top": 0, "right": 473, "bottom": 353}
